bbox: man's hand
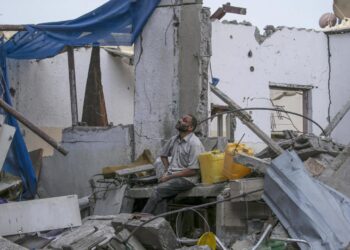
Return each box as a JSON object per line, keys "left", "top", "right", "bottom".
{"left": 159, "top": 174, "right": 171, "bottom": 183}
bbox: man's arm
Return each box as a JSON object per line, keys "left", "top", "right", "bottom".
{"left": 160, "top": 156, "right": 170, "bottom": 172}
{"left": 159, "top": 168, "right": 196, "bottom": 182}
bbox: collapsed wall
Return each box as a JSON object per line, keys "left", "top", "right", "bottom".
{"left": 38, "top": 126, "right": 134, "bottom": 197}
{"left": 7, "top": 48, "right": 135, "bottom": 156}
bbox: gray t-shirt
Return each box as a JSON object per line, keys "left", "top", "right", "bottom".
{"left": 160, "top": 133, "right": 205, "bottom": 184}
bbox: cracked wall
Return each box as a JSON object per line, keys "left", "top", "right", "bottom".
{"left": 134, "top": 0, "right": 208, "bottom": 156}
{"left": 210, "top": 22, "right": 350, "bottom": 148}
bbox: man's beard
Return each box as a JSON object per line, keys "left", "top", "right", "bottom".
{"left": 176, "top": 121, "right": 189, "bottom": 132}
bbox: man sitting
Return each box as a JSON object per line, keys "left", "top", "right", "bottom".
{"left": 142, "top": 114, "right": 205, "bottom": 215}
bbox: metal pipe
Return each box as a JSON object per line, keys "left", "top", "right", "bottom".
{"left": 199, "top": 107, "right": 326, "bottom": 137}
{"left": 0, "top": 98, "right": 68, "bottom": 156}
{"left": 252, "top": 224, "right": 273, "bottom": 250}
{"left": 215, "top": 236, "right": 228, "bottom": 250}
{"left": 270, "top": 237, "right": 312, "bottom": 249}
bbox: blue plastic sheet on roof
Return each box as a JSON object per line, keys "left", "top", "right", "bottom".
{"left": 0, "top": 59, "right": 37, "bottom": 198}
{"left": 4, "top": 0, "right": 160, "bottom": 59}
{"left": 0, "top": 0, "right": 159, "bottom": 198}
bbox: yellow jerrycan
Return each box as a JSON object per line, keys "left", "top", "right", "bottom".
{"left": 223, "top": 143, "right": 254, "bottom": 180}
{"left": 198, "top": 150, "right": 227, "bottom": 185}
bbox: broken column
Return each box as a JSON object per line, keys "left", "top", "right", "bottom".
{"left": 134, "top": 0, "right": 210, "bottom": 156}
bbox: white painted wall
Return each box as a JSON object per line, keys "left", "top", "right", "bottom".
{"left": 328, "top": 33, "right": 350, "bottom": 144}
{"left": 209, "top": 22, "right": 350, "bottom": 150}
{"left": 8, "top": 48, "right": 134, "bottom": 128}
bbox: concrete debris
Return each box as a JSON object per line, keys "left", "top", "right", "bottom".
{"left": 0, "top": 195, "right": 81, "bottom": 236}
{"left": 93, "top": 184, "right": 130, "bottom": 216}
{"left": 46, "top": 215, "right": 145, "bottom": 250}
{"left": 233, "top": 153, "right": 270, "bottom": 174}
{"left": 319, "top": 146, "right": 350, "bottom": 198}
{"left": 304, "top": 157, "right": 327, "bottom": 177}
{"left": 256, "top": 133, "right": 343, "bottom": 160}
{"left": 5, "top": 233, "right": 52, "bottom": 249}
{"left": 2, "top": 1, "right": 350, "bottom": 248}
{"left": 263, "top": 150, "right": 350, "bottom": 250}
{"left": 112, "top": 213, "right": 180, "bottom": 250}
{"left": 231, "top": 238, "right": 254, "bottom": 250}
{"left": 0, "top": 174, "right": 22, "bottom": 200}
{"left": 0, "top": 236, "right": 28, "bottom": 250}
{"left": 216, "top": 179, "right": 270, "bottom": 246}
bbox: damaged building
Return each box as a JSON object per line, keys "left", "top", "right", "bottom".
{"left": 1, "top": 0, "right": 350, "bottom": 249}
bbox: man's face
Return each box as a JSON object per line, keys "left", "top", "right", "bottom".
{"left": 176, "top": 115, "right": 193, "bottom": 132}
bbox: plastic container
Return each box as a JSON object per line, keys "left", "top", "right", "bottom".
{"left": 197, "top": 232, "right": 216, "bottom": 250}
{"left": 223, "top": 143, "right": 254, "bottom": 180}
{"left": 198, "top": 150, "right": 227, "bottom": 185}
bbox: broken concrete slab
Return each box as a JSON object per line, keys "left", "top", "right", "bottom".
{"left": 263, "top": 150, "right": 350, "bottom": 250}
{"left": 93, "top": 184, "right": 134, "bottom": 215}
{"left": 112, "top": 213, "right": 180, "bottom": 250}
{"left": 0, "top": 236, "right": 28, "bottom": 250}
{"left": 0, "top": 195, "right": 81, "bottom": 236}
{"left": 47, "top": 215, "right": 144, "bottom": 250}
{"left": 6, "top": 234, "right": 51, "bottom": 249}
{"left": 115, "top": 164, "right": 154, "bottom": 176}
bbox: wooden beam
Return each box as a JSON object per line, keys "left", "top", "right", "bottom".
{"left": 0, "top": 25, "right": 25, "bottom": 31}
{"left": 67, "top": 46, "right": 79, "bottom": 126}
{"left": 323, "top": 99, "right": 350, "bottom": 136}
{"left": 210, "top": 85, "right": 284, "bottom": 155}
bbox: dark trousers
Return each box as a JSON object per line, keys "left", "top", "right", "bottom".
{"left": 142, "top": 177, "right": 195, "bottom": 215}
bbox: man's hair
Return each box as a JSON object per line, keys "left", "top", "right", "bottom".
{"left": 187, "top": 114, "right": 197, "bottom": 130}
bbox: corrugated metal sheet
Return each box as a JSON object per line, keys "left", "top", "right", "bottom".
{"left": 263, "top": 150, "right": 350, "bottom": 250}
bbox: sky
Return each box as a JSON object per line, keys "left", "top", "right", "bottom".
{"left": 0, "top": 0, "right": 333, "bottom": 30}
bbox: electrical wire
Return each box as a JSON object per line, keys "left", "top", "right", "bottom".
{"left": 122, "top": 188, "right": 263, "bottom": 244}
{"left": 198, "top": 107, "right": 326, "bottom": 136}
{"left": 175, "top": 207, "right": 211, "bottom": 239}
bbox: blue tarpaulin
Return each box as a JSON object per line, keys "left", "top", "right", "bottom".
{"left": 0, "top": 0, "right": 159, "bottom": 197}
